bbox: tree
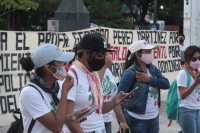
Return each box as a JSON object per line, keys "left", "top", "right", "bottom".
{"left": 0, "top": 0, "right": 62, "bottom": 31}
{"left": 121, "top": 0, "right": 153, "bottom": 25}
{"left": 157, "top": 0, "right": 183, "bottom": 26}
{"left": 28, "top": 0, "right": 62, "bottom": 31}
{"left": 121, "top": 0, "right": 183, "bottom": 28}
{"left": 0, "top": 0, "right": 39, "bottom": 30}
{"left": 84, "top": 0, "right": 132, "bottom": 29}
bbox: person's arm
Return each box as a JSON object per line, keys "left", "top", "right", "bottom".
{"left": 66, "top": 100, "right": 84, "bottom": 133}
{"left": 148, "top": 67, "right": 170, "bottom": 89}
{"left": 135, "top": 67, "right": 170, "bottom": 89}
{"left": 113, "top": 105, "right": 129, "bottom": 131}
{"left": 65, "top": 106, "right": 88, "bottom": 124}
{"left": 117, "top": 70, "right": 135, "bottom": 93}
{"left": 179, "top": 83, "right": 197, "bottom": 100}
{"left": 102, "top": 91, "right": 129, "bottom": 114}
{"left": 22, "top": 75, "right": 74, "bottom": 133}
{"left": 98, "top": 54, "right": 113, "bottom": 83}
{"left": 103, "top": 70, "right": 135, "bottom": 114}
{"left": 36, "top": 89, "right": 69, "bottom": 132}
{"left": 177, "top": 70, "right": 200, "bottom": 99}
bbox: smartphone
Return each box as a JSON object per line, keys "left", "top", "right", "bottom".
{"left": 120, "top": 86, "right": 139, "bottom": 102}
{"left": 76, "top": 105, "right": 97, "bottom": 121}
{"left": 120, "top": 127, "right": 130, "bottom": 133}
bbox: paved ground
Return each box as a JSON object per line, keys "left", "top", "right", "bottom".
{"left": 0, "top": 101, "right": 181, "bottom": 133}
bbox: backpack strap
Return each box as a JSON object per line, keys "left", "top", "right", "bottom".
{"left": 182, "top": 68, "right": 191, "bottom": 87}
{"left": 25, "top": 84, "right": 44, "bottom": 133}
{"left": 12, "top": 110, "right": 21, "bottom": 121}
{"left": 68, "top": 67, "right": 78, "bottom": 85}
{"left": 27, "top": 84, "right": 44, "bottom": 99}
{"left": 28, "top": 120, "right": 36, "bottom": 133}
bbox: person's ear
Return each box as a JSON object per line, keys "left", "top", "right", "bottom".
{"left": 44, "top": 65, "right": 55, "bottom": 73}
{"left": 135, "top": 52, "right": 141, "bottom": 58}
{"left": 83, "top": 51, "right": 90, "bottom": 59}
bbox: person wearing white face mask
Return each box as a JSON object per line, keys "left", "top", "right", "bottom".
{"left": 19, "top": 44, "right": 88, "bottom": 133}
{"left": 117, "top": 40, "right": 170, "bottom": 133}
{"left": 176, "top": 46, "right": 200, "bottom": 133}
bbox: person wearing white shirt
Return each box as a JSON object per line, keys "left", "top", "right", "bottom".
{"left": 179, "top": 33, "right": 187, "bottom": 65}
{"left": 95, "top": 33, "right": 129, "bottom": 133}
{"left": 19, "top": 44, "right": 87, "bottom": 133}
{"left": 60, "top": 34, "right": 130, "bottom": 133}
{"left": 177, "top": 46, "right": 200, "bottom": 133}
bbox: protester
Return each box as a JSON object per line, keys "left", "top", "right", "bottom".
{"left": 179, "top": 33, "right": 187, "bottom": 65}
{"left": 118, "top": 40, "right": 170, "bottom": 133}
{"left": 19, "top": 44, "right": 88, "bottom": 133}
{"left": 133, "top": 24, "right": 140, "bottom": 30}
{"left": 60, "top": 34, "right": 131, "bottom": 133}
{"left": 95, "top": 33, "right": 129, "bottom": 133}
{"left": 177, "top": 46, "right": 200, "bottom": 133}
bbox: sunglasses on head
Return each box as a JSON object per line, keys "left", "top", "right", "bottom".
{"left": 191, "top": 56, "right": 200, "bottom": 62}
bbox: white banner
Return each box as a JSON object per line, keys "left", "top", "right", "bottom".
{"left": 0, "top": 27, "right": 180, "bottom": 125}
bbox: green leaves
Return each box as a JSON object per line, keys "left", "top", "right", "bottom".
{"left": 0, "top": 0, "right": 39, "bottom": 11}
{"left": 33, "top": 0, "right": 61, "bottom": 13}
{"left": 87, "top": 0, "right": 132, "bottom": 29}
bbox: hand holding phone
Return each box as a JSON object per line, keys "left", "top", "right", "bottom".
{"left": 119, "top": 86, "right": 138, "bottom": 103}
{"left": 76, "top": 105, "right": 97, "bottom": 122}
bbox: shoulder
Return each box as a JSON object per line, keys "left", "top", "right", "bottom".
{"left": 177, "top": 69, "right": 188, "bottom": 79}
{"left": 68, "top": 65, "right": 85, "bottom": 78}
{"left": 21, "top": 83, "right": 41, "bottom": 95}
{"left": 149, "top": 64, "right": 158, "bottom": 70}
{"left": 149, "top": 64, "right": 161, "bottom": 73}
{"left": 103, "top": 68, "right": 116, "bottom": 83}
{"left": 125, "top": 64, "right": 136, "bottom": 74}
{"left": 68, "top": 65, "right": 81, "bottom": 83}
{"left": 178, "top": 69, "right": 188, "bottom": 75}
{"left": 104, "top": 68, "right": 113, "bottom": 77}
{"left": 20, "top": 83, "right": 44, "bottom": 101}
{"left": 122, "top": 68, "right": 135, "bottom": 79}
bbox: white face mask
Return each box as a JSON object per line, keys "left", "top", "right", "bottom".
{"left": 51, "top": 66, "right": 68, "bottom": 80}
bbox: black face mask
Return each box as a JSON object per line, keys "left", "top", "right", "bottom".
{"left": 88, "top": 58, "right": 105, "bottom": 71}
{"left": 179, "top": 38, "right": 184, "bottom": 43}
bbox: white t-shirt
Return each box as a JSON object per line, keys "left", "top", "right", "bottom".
{"left": 127, "top": 68, "right": 159, "bottom": 119}
{"left": 20, "top": 82, "right": 64, "bottom": 133}
{"left": 102, "top": 68, "right": 118, "bottom": 122}
{"left": 177, "top": 69, "right": 200, "bottom": 109}
{"left": 58, "top": 65, "right": 105, "bottom": 133}
{"left": 179, "top": 45, "right": 187, "bottom": 61}
{"left": 179, "top": 45, "right": 187, "bottom": 51}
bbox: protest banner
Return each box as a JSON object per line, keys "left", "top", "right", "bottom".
{"left": 0, "top": 27, "right": 180, "bottom": 125}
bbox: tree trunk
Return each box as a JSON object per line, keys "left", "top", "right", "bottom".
{"left": 141, "top": 0, "right": 151, "bottom": 24}
{"left": 7, "top": 13, "right": 11, "bottom": 30}
{"left": 12, "top": 11, "right": 15, "bottom": 30}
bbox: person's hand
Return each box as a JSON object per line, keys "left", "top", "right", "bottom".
{"left": 113, "top": 91, "right": 133, "bottom": 105}
{"left": 194, "top": 74, "right": 200, "bottom": 84}
{"left": 71, "top": 107, "right": 88, "bottom": 123}
{"left": 119, "top": 122, "right": 129, "bottom": 133}
{"left": 136, "top": 71, "right": 151, "bottom": 83}
{"left": 62, "top": 74, "right": 74, "bottom": 92}
{"left": 168, "top": 119, "right": 172, "bottom": 127}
